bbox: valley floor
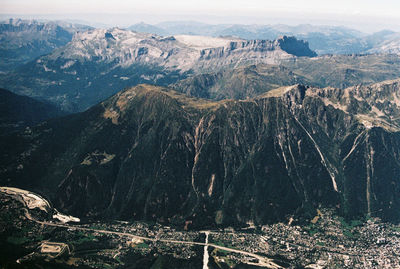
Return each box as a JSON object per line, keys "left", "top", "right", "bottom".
{"left": 1, "top": 187, "right": 400, "bottom": 268}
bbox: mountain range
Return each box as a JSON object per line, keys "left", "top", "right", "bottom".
{"left": 2, "top": 23, "right": 400, "bottom": 114}
{"left": 129, "top": 21, "right": 400, "bottom": 55}
{"left": 0, "top": 19, "right": 92, "bottom": 73}
{"left": 172, "top": 54, "right": 400, "bottom": 100}
{"left": 1, "top": 18, "right": 400, "bottom": 229}
{"left": 0, "top": 27, "right": 316, "bottom": 112}
{"left": 2, "top": 79, "right": 400, "bottom": 228}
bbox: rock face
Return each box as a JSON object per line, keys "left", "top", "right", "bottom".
{"left": 2, "top": 80, "right": 400, "bottom": 227}
{"left": 0, "top": 19, "right": 91, "bottom": 72}
{"left": 0, "top": 28, "right": 315, "bottom": 112}
{"left": 275, "top": 36, "right": 317, "bottom": 57}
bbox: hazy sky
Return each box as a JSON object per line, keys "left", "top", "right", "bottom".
{"left": 1, "top": 0, "right": 400, "bottom": 32}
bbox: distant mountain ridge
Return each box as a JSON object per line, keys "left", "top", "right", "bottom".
{"left": 171, "top": 64, "right": 311, "bottom": 100}
{"left": 129, "top": 21, "right": 400, "bottom": 55}
{"left": 171, "top": 54, "right": 400, "bottom": 101}
{"left": 1, "top": 20, "right": 399, "bottom": 116}
{"left": 0, "top": 18, "right": 92, "bottom": 72}
{"left": 0, "top": 27, "right": 316, "bottom": 112}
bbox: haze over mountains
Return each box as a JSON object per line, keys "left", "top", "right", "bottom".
{"left": 0, "top": 21, "right": 317, "bottom": 112}
{"left": 1, "top": 19, "right": 400, "bottom": 113}
{"left": 129, "top": 21, "right": 400, "bottom": 55}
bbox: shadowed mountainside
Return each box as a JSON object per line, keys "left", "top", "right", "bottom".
{"left": 0, "top": 88, "right": 65, "bottom": 135}
{"left": 1, "top": 80, "right": 400, "bottom": 227}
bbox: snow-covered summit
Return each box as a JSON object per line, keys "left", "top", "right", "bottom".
{"left": 174, "top": 35, "right": 242, "bottom": 50}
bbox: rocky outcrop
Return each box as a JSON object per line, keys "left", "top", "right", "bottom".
{"left": 275, "top": 36, "right": 317, "bottom": 57}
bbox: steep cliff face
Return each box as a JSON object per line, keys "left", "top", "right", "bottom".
{"left": 2, "top": 80, "right": 400, "bottom": 227}
{"left": 275, "top": 36, "right": 317, "bottom": 57}
{"left": 195, "top": 38, "right": 305, "bottom": 69}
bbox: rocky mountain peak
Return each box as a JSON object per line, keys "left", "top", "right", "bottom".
{"left": 105, "top": 31, "right": 116, "bottom": 40}
{"left": 283, "top": 84, "right": 308, "bottom": 105}
{"left": 305, "top": 78, "right": 400, "bottom": 131}
{"left": 275, "top": 35, "right": 317, "bottom": 57}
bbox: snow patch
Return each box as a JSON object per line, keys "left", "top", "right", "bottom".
{"left": 175, "top": 35, "right": 237, "bottom": 50}
{"left": 43, "top": 65, "right": 55, "bottom": 72}
{"left": 61, "top": 60, "right": 75, "bottom": 69}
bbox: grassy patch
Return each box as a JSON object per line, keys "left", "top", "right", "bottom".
{"left": 339, "top": 217, "right": 362, "bottom": 239}
{"left": 308, "top": 228, "right": 318, "bottom": 236}
{"left": 7, "top": 236, "right": 30, "bottom": 245}
{"left": 391, "top": 226, "right": 400, "bottom": 232}
{"left": 94, "top": 263, "right": 113, "bottom": 269}
{"left": 350, "top": 220, "right": 363, "bottom": 227}
{"left": 304, "top": 224, "right": 319, "bottom": 236}
{"left": 215, "top": 210, "right": 223, "bottom": 225}
{"left": 212, "top": 248, "right": 236, "bottom": 268}
{"left": 135, "top": 242, "right": 149, "bottom": 249}
{"left": 71, "top": 231, "right": 97, "bottom": 244}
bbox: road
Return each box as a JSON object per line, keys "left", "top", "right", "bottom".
{"left": 2, "top": 187, "right": 282, "bottom": 269}
{"left": 24, "top": 211, "right": 282, "bottom": 268}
